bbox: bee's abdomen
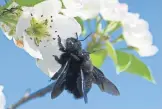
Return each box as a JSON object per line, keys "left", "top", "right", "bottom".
{"left": 65, "top": 72, "right": 83, "bottom": 99}
{"left": 65, "top": 59, "right": 83, "bottom": 99}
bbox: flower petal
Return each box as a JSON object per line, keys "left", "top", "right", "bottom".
{"left": 39, "top": 39, "right": 62, "bottom": 59}
{"left": 122, "top": 12, "right": 140, "bottom": 25}
{"left": 0, "top": 85, "right": 6, "bottom": 109}
{"left": 31, "top": 0, "right": 61, "bottom": 19}
{"left": 23, "top": 35, "right": 43, "bottom": 59}
{"left": 122, "top": 15, "right": 149, "bottom": 34}
{"left": 36, "top": 44, "right": 62, "bottom": 77}
{"left": 121, "top": 12, "right": 158, "bottom": 56}
{"left": 123, "top": 30, "right": 153, "bottom": 48}
{"left": 49, "top": 14, "right": 81, "bottom": 41}
{"left": 100, "top": 3, "right": 128, "bottom": 21}
{"left": 138, "top": 45, "right": 158, "bottom": 57}
{"left": 16, "top": 13, "right": 31, "bottom": 40}
{"left": 62, "top": 0, "right": 83, "bottom": 9}
{"left": 36, "top": 58, "right": 61, "bottom": 78}
{"left": 100, "top": 0, "right": 119, "bottom": 8}
{"left": 62, "top": 0, "right": 100, "bottom": 19}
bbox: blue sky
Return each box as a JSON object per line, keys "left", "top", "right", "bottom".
{"left": 0, "top": 0, "right": 162, "bottom": 109}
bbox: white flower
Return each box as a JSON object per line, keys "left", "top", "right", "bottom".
{"left": 61, "top": 0, "right": 101, "bottom": 20}
{"left": 0, "top": 85, "right": 6, "bottom": 109}
{"left": 16, "top": 0, "right": 81, "bottom": 60}
{"left": 100, "top": 3, "right": 128, "bottom": 21}
{"left": 35, "top": 14, "right": 81, "bottom": 77}
{"left": 122, "top": 13, "right": 158, "bottom": 56}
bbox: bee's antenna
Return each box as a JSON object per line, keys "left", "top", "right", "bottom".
{"left": 79, "top": 32, "right": 93, "bottom": 41}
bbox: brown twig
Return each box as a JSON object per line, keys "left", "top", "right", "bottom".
{"left": 8, "top": 82, "right": 55, "bottom": 109}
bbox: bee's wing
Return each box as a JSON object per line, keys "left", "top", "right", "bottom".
{"left": 93, "top": 66, "right": 120, "bottom": 96}
{"left": 80, "top": 69, "right": 88, "bottom": 104}
{"left": 51, "top": 82, "right": 65, "bottom": 99}
{"left": 51, "top": 59, "right": 70, "bottom": 99}
{"left": 50, "top": 67, "right": 63, "bottom": 80}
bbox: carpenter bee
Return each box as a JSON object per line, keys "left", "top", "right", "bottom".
{"left": 51, "top": 33, "right": 120, "bottom": 103}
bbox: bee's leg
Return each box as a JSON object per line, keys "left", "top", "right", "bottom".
{"left": 53, "top": 55, "right": 62, "bottom": 64}
{"left": 57, "top": 35, "right": 66, "bottom": 52}
{"left": 80, "top": 69, "right": 88, "bottom": 104}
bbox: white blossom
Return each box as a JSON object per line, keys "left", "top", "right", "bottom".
{"left": 100, "top": 3, "right": 128, "bottom": 21}
{"left": 61, "top": 0, "right": 101, "bottom": 20}
{"left": 122, "top": 13, "right": 158, "bottom": 56}
{"left": 0, "top": 85, "right": 6, "bottom": 109}
{"left": 35, "top": 14, "right": 82, "bottom": 77}
{"left": 16, "top": 0, "right": 81, "bottom": 59}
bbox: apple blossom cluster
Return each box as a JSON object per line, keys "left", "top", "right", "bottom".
{"left": 0, "top": 0, "right": 158, "bottom": 77}
{"left": 0, "top": 0, "right": 159, "bottom": 106}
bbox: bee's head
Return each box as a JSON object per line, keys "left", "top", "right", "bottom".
{"left": 65, "top": 37, "right": 82, "bottom": 52}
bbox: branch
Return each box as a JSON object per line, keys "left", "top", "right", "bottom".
{"left": 8, "top": 82, "right": 55, "bottom": 109}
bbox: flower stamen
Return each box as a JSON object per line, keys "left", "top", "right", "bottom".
{"left": 25, "top": 18, "right": 50, "bottom": 45}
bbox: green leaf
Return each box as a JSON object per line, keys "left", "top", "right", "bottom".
{"left": 74, "top": 17, "right": 84, "bottom": 32}
{"left": 115, "top": 50, "right": 131, "bottom": 72}
{"left": 116, "top": 50, "right": 155, "bottom": 83}
{"left": 90, "top": 50, "right": 107, "bottom": 68}
{"left": 106, "top": 41, "right": 131, "bottom": 74}
{"left": 106, "top": 41, "right": 118, "bottom": 64}
{"left": 15, "top": 0, "right": 44, "bottom": 6}
{"left": 87, "top": 38, "right": 107, "bottom": 68}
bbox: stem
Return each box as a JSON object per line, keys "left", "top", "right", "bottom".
{"left": 8, "top": 82, "right": 55, "bottom": 109}
{"left": 102, "top": 21, "right": 111, "bottom": 36}
{"left": 96, "top": 16, "right": 102, "bottom": 33}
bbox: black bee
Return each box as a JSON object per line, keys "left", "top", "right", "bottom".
{"left": 51, "top": 33, "right": 120, "bottom": 103}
